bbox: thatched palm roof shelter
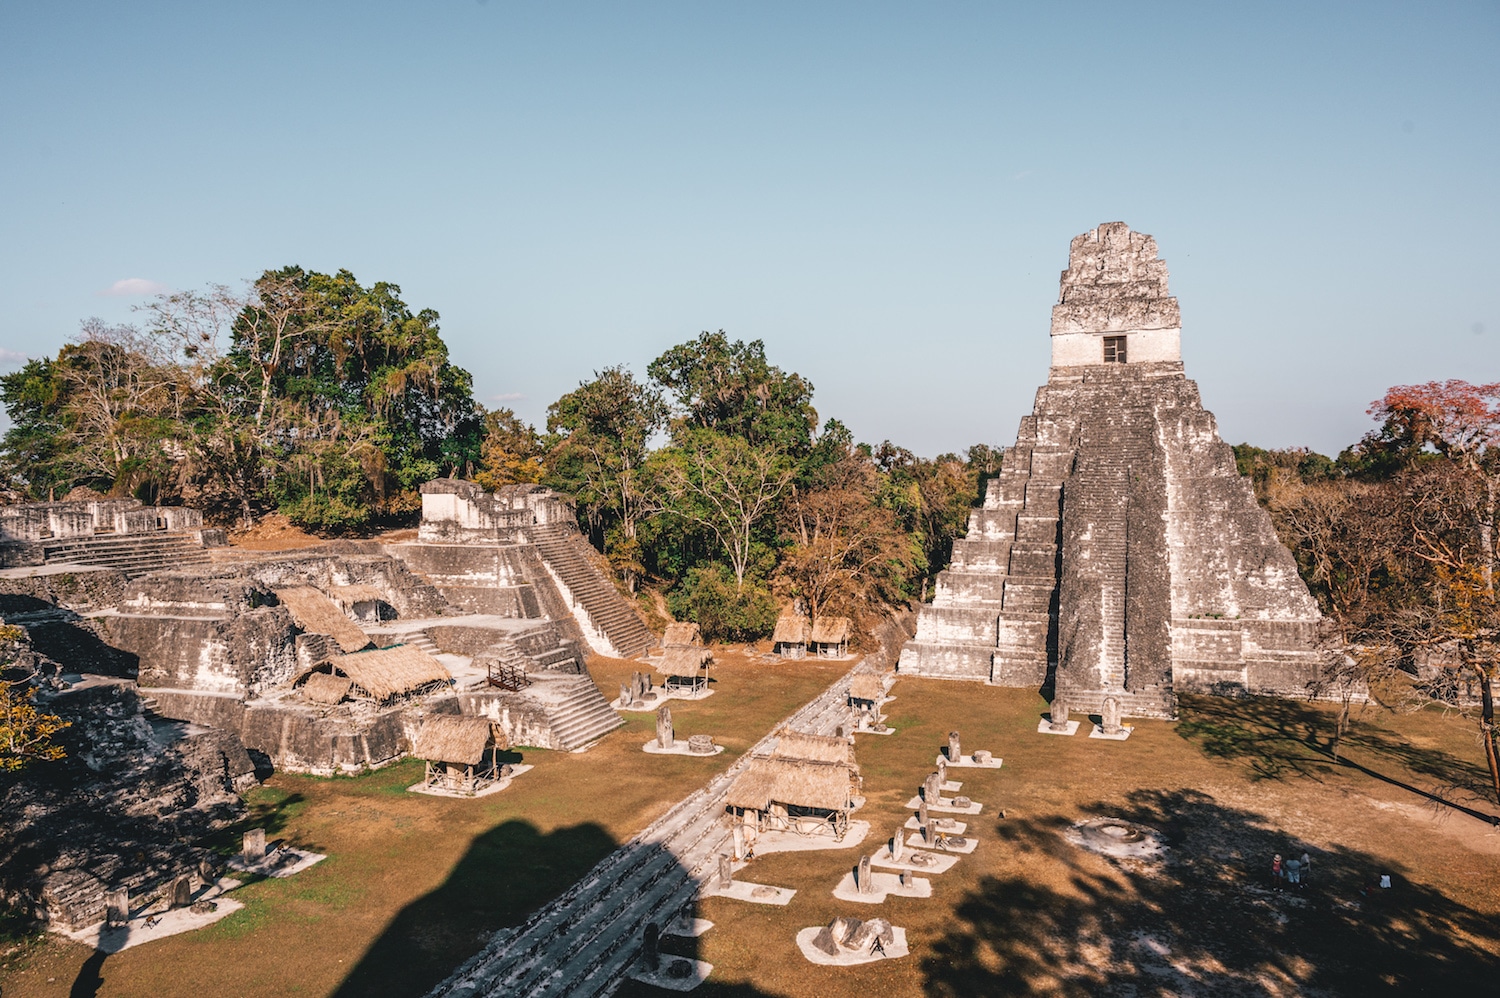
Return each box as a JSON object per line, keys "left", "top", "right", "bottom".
{"left": 848, "top": 674, "right": 885, "bottom": 704}
{"left": 309, "top": 646, "right": 452, "bottom": 702}
{"left": 724, "top": 756, "right": 855, "bottom": 839}
{"left": 810, "top": 616, "right": 852, "bottom": 657}
{"left": 411, "top": 715, "right": 510, "bottom": 797}
{"left": 771, "top": 728, "right": 852, "bottom": 766}
{"left": 412, "top": 715, "right": 508, "bottom": 765}
{"left": 663, "top": 621, "right": 703, "bottom": 647}
{"left": 771, "top": 612, "right": 809, "bottom": 658}
{"left": 656, "top": 645, "right": 713, "bottom": 692}
{"left": 275, "top": 586, "right": 372, "bottom": 654}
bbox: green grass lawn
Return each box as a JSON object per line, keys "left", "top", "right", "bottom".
{"left": 0, "top": 650, "right": 849, "bottom": 998}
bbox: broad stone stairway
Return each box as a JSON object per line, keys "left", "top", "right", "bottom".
{"left": 529, "top": 675, "right": 627, "bottom": 751}
{"left": 530, "top": 524, "right": 655, "bottom": 658}
{"left": 428, "top": 663, "right": 870, "bottom": 997}
{"left": 41, "top": 532, "right": 213, "bottom": 579}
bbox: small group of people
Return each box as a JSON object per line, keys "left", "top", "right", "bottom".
{"left": 1271, "top": 850, "right": 1311, "bottom": 890}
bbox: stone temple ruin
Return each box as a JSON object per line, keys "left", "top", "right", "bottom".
{"left": 899, "top": 222, "right": 1327, "bottom": 718}
{"left": 0, "top": 479, "right": 656, "bottom": 930}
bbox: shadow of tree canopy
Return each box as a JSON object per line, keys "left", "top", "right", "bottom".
{"left": 1177, "top": 693, "right": 1499, "bottom": 814}
{"left": 921, "top": 789, "right": 1499, "bottom": 996}
{"left": 331, "top": 819, "right": 621, "bottom": 998}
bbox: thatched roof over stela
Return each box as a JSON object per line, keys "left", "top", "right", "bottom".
{"left": 725, "top": 757, "right": 851, "bottom": 812}
{"left": 412, "top": 714, "right": 505, "bottom": 765}
{"left": 662, "top": 622, "right": 703, "bottom": 647}
{"left": 657, "top": 646, "right": 713, "bottom": 678}
{"left": 770, "top": 728, "right": 853, "bottom": 766}
{"left": 301, "top": 672, "right": 353, "bottom": 705}
{"left": 772, "top": 613, "right": 809, "bottom": 645}
{"left": 847, "top": 674, "right": 884, "bottom": 702}
{"left": 810, "top": 616, "right": 852, "bottom": 645}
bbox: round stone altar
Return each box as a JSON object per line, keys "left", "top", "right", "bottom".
{"left": 1063, "top": 817, "right": 1167, "bottom": 861}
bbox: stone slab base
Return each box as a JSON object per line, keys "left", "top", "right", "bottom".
{"left": 904, "top": 832, "right": 979, "bottom": 854}
{"left": 903, "top": 816, "right": 967, "bottom": 834}
{"left": 939, "top": 754, "right": 1003, "bottom": 768}
{"left": 1037, "top": 719, "right": 1081, "bottom": 736}
{"left": 699, "top": 880, "right": 795, "bottom": 905}
{"left": 831, "top": 870, "right": 932, "bottom": 904}
{"left": 62, "top": 877, "right": 245, "bottom": 954}
{"left": 642, "top": 741, "right": 725, "bottom": 756}
{"left": 796, "top": 926, "right": 909, "bottom": 965}
{"left": 663, "top": 916, "right": 714, "bottom": 938}
{"left": 868, "top": 846, "right": 961, "bottom": 875}
{"left": 904, "top": 796, "right": 982, "bottom": 815}
{"left": 855, "top": 726, "right": 896, "bottom": 736}
{"left": 1089, "top": 725, "right": 1133, "bottom": 741}
{"left": 629, "top": 957, "right": 714, "bottom": 991}
{"left": 227, "top": 847, "right": 326, "bottom": 878}
{"left": 406, "top": 764, "right": 534, "bottom": 799}
{"left": 613, "top": 692, "right": 670, "bottom": 712}
{"left": 754, "top": 820, "right": 869, "bottom": 856}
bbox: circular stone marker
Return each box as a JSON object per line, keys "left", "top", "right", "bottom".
{"left": 1064, "top": 817, "right": 1167, "bottom": 860}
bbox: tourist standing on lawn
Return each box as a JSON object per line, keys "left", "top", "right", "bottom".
{"left": 1272, "top": 853, "right": 1283, "bottom": 890}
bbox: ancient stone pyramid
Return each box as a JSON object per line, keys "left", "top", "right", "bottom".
{"left": 898, "top": 222, "right": 1324, "bottom": 718}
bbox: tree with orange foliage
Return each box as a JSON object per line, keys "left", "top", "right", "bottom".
{"left": 1367, "top": 380, "right": 1500, "bottom": 799}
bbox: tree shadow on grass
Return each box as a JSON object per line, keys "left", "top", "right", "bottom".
{"left": 331, "top": 819, "right": 622, "bottom": 998}
{"left": 1178, "top": 694, "right": 1498, "bottom": 807}
{"left": 923, "top": 789, "right": 1500, "bottom": 996}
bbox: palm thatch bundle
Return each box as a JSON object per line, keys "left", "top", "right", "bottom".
{"left": 326, "top": 645, "right": 452, "bottom": 701}
{"left": 663, "top": 621, "right": 703, "bottom": 647}
{"left": 412, "top": 715, "right": 506, "bottom": 765}
{"left": 301, "top": 672, "right": 353, "bottom": 705}
{"left": 275, "top": 586, "right": 373, "bottom": 654}
{"left": 847, "top": 674, "right": 884, "bottom": 703}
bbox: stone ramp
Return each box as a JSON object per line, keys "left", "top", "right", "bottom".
{"left": 42, "top": 531, "right": 214, "bottom": 579}
{"left": 428, "top": 663, "right": 866, "bottom": 997}
{"left": 529, "top": 523, "right": 655, "bottom": 658}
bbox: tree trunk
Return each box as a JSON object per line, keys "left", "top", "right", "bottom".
{"left": 1478, "top": 664, "right": 1500, "bottom": 804}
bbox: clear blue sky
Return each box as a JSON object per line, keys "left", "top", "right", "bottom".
{"left": 2, "top": 2, "right": 1495, "bottom": 458}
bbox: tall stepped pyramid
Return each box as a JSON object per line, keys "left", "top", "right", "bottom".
{"left": 900, "top": 222, "right": 1326, "bottom": 718}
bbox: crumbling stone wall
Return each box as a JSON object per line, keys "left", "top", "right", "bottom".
{"left": 0, "top": 682, "right": 253, "bottom": 930}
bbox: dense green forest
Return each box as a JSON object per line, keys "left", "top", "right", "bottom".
{"left": 0, "top": 270, "right": 1001, "bottom": 641}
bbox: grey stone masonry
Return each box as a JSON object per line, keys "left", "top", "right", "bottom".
{"left": 899, "top": 222, "right": 1326, "bottom": 717}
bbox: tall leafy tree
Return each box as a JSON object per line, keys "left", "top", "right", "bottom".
{"left": 647, "top": 330, "right": 817, "bottom": 452}
{"left": 546, "top": 366, "right": 666, "bottom": 589}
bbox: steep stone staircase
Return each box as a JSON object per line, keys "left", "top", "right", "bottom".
{"left": 530, "top": 524, "right": 654, "bottom": 658}
{"left": 41, "top": 532, "right": 212, "bottom": 579}
{"left": 530, "top": 675, "right": 625, "bottom": 751}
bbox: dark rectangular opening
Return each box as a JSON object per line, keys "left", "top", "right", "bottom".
{"left": 1103, "top": 335, "right": 1127, "bottom": 363}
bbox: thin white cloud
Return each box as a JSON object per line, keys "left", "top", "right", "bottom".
{"left": 0, "top": 348, "right": 30, "bottom": 365}
{"left": 489, "top": 392, "right": 526, "bottom": 402}
{"left": 96, "top": 277, "right": 168, "bottom": 298}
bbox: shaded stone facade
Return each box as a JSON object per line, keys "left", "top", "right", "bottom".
{"left": 899, "top": 222, "right": 1325, "bottom": 717}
